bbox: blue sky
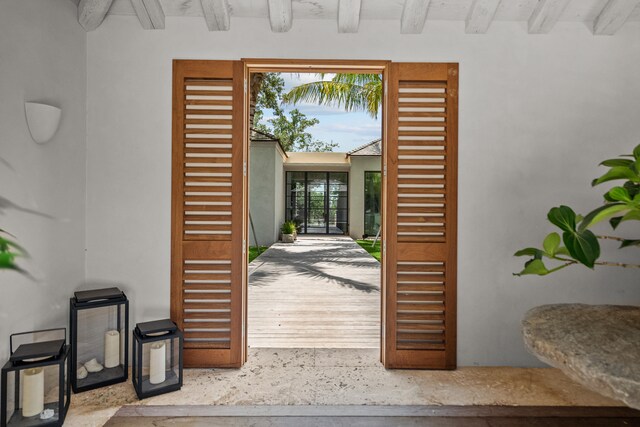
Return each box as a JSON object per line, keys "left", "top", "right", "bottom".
{"left": 259, "top": 73, "right": 382, "bottom": 152}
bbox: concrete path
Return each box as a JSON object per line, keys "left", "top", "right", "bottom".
{"left": 248, "top": 236, "right": 381, "bottom": 348}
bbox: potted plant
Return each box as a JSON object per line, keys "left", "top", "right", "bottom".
{"left": 281, "top": 221, "right": 296, "bottom": 243}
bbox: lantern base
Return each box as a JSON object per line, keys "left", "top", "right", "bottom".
{"left": 135, "top": 370, "right": 181, "bottom": 400}
{"left": 7, "top": 402, "right": 60, "bottom": 426}
{"left": 73, "top": 365, "right": 126, "bottom": 393}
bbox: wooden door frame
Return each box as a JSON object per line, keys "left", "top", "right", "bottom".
{"left": 171, "top": 58, "right": 457, "bottom": 369}
{"left": 242, "top": 59, "right": 390, "bottom": 364}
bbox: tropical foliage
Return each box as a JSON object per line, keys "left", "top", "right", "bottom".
{"left": 515, "top": 144, "right": 640, "bottom": 276}
{"left": 254, "top": 73, "right": 337, "bottom": 152}
{"left": 283, "top": 73, "right": 382, "bottom": 119}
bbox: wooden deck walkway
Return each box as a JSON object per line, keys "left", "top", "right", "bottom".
{"left": 248, "top": 236, "right": 381, "bottom": 348}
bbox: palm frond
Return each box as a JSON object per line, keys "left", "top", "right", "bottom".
{"left": 283, "top": 73, "right": 382, "bottom": 118}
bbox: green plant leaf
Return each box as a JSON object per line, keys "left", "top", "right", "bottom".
{"left": 621, "top": 210, "right": 640, "bottom": 223}
{"left": 0, "top": 237, "right": 27, "bottom": 256}
{"left": 620, "top": 239, "right": 640, "bottom": 248}
{"left": 543, "top": 233, "right": 561, "bottom": 256}
{"left": 608, "top": 187, "right": 632, "bottom": 202}
{"left": 608, "top": 210, "right": 640, "bottom": 229}
{"left": 592, "top": 166, "right": 639, "bottom": 186}
{"left": 600, "top": 159, "right": 633, "bottom": 167}
{"left": 634, "top": 144, "right": 640, "bottom": 160}
{"left": 514, "top": 248, "right": 544, "bottom": 258}
{"left": 547, "top": 206, "right": 576, "bottom": 232}
{"left": 0, "top": 252, "right": 16, "bottom": 269}
{"left": 555, "top": 246, "right": 570, "bottom": 256}
{"left": 515, "top": 259, "right": 549, "bottom": 276}
{"left": 610, "top": 216, "right": 623, "bottom": 229}
{"left": 563, "top": 229, "right": 600, "bottom": 268}
{"left": 625, "top": 182, "right": 640, "bottom": 199}
{"left": 579, "top": 203, "right": 628, "bottom": 230}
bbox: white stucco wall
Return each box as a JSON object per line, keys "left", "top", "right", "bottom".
{"left": 0, "top": 0, "right": 86, "bottom": 361}
{"left": 249, "top": 141, "right": 286, "bottom": 246}
{"left": 249, "top": 142, "right": 276, "bottom": 246}
{"left": 85, "top": 15, "right": 640, "bottom": 366}
{"left": 274, "top": 148, "right": 285, "bottom": 240}
{"left": 349, "top": 156, "right": 382, "bottom": 239}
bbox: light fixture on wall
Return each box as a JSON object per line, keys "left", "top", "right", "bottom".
{"left": 24, "top": 102, "right": 62, "bottom": 144}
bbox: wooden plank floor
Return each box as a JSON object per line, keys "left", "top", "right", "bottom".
{"left": 248, "top": 236, "right": 381, "bottom": 348}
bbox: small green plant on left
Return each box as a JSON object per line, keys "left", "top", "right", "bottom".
{"left": 1, "top": 158, "right": 29, "bottom": 273}
{"left": 0, "top": 230, "right": 27, "bottom": 272}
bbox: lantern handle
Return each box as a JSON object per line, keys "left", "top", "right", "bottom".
{"left": 10, "top": 328, "right": 66, "bottom": 355}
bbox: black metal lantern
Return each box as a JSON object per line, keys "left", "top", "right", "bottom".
{"left": 132, "top": 319, "right": 183, "bottom": 399}
{"left": 1, "top": 328, "right": 70, "bottom": 427}
{"left": 69, "top": 287, "right": 128, "bottom": 393}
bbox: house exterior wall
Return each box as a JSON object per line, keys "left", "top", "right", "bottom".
{"left": 249, "top": 141, "right": 286, "bottom": 246}
{"left": 0, "top": 0, "right": 87, "bottom": 362}
{"left": 85, "top": 17, "right": 640, "bottom": 366}
{"left": 349, "top": 156, "right": 382, "bottom": 240}
{"left": 274, "top": 146, "right": 285, "bottom": 243}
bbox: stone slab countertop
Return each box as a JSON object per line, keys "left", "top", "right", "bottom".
{"left": 523, "top": 304, "right": 640, "bottom": 409}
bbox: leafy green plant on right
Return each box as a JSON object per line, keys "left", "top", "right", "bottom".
{"left": 515, "top": 144, "right": 640, "bottom": 276}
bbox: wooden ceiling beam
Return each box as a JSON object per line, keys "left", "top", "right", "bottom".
{"left": 200, "top": 0, "right": 231, "bottom": 31}
{"left": 338, "top": 0, "right": 362, "bottom": 33}
{"left": 466, "top": 0, "right": 501, "bottom": 34}
{"left": 78, "top": 0, "right": 114, "bottom": 31}
{"left": 130, "top": 0, "right": 165, "bottom": 29}
{"left": 593, "top": 0, "right": 640, "bottom": 35}
{"left": 528, "top": 0, "right": 571, "bottom": 34}
{"left": 268, "top": 0, "right": 293, "bottom": 32}
{"left": 401, "top": 0, "right": 431, "bottom": 34}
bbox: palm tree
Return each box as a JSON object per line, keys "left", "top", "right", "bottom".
{"left": 282, "top": 73, "right": 382, "bottom": 119}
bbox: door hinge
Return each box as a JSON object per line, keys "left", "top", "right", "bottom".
{"left": 383, "top": 164, "right": 387, "bottom": 177}
{"left": 243, "top": 160, "right": 247, "bottom": 176}
{"left": 243, "top": 239, "right": 246, "bottom": 255}
{"left": 244, "top": 78, "right": 247, "bottom": 95}
{"left": 383, "top": 241, "right": 386, "bottom": 256}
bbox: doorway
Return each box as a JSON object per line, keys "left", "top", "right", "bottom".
{"left": 170, "top": 59, "right": 458, "bottom": 370}
{"left": 286, "top": 171, "right": 349, "bottom": 235}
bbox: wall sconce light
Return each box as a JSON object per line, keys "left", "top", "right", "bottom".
{"left": 24, "top": 102, "right": 62, "bottom": 144}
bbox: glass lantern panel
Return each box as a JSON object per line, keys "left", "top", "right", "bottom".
{"left": 7, "top": 364, "right": 61, "bottom": 426}
{"left": 141, "top": 337, "right": 180, "bottom": 394}
{"left": 76, "top": 304, "right": 126, "bottom": 388}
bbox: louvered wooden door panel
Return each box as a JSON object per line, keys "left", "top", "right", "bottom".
{"left": 172, "top": 60, "right": 246, "bottom": 368}
{"left": 384, "top": 63, "right": 458, "bottom": 369}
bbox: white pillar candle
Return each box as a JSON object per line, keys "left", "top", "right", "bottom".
{"left": 149, "top": 342, "right": 166, "bottom": 385}
{"left": 104, "top": 330, "right": 120, "bottom": 368}
{"left": 22, "top": 367, "right": 44, "bottom": 418}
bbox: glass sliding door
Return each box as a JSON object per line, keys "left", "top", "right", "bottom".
{"left": 328, "top": 172, "right": 348, "bottom": 234}
{"left": 286, "top": 171, "right": 349, "bottom": 235}
{"left": 306, "top": 172, "right": 327, "bottom": 234}
{"left": 286, "top": 172, "right": 306, "bottom": 232}
{"left": 364, "top": 171, "right": 381, "bottom": 237}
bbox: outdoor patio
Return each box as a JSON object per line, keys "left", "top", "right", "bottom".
{"left": 248, "top": 236, "right": 380, "bottom": 348}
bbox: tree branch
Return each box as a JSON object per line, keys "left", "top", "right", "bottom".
{"left": 597, "top": 235, "right": 625, "bottom": 242}
{"left": 595, "top": 261, "right": 640, "bottom": 269}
